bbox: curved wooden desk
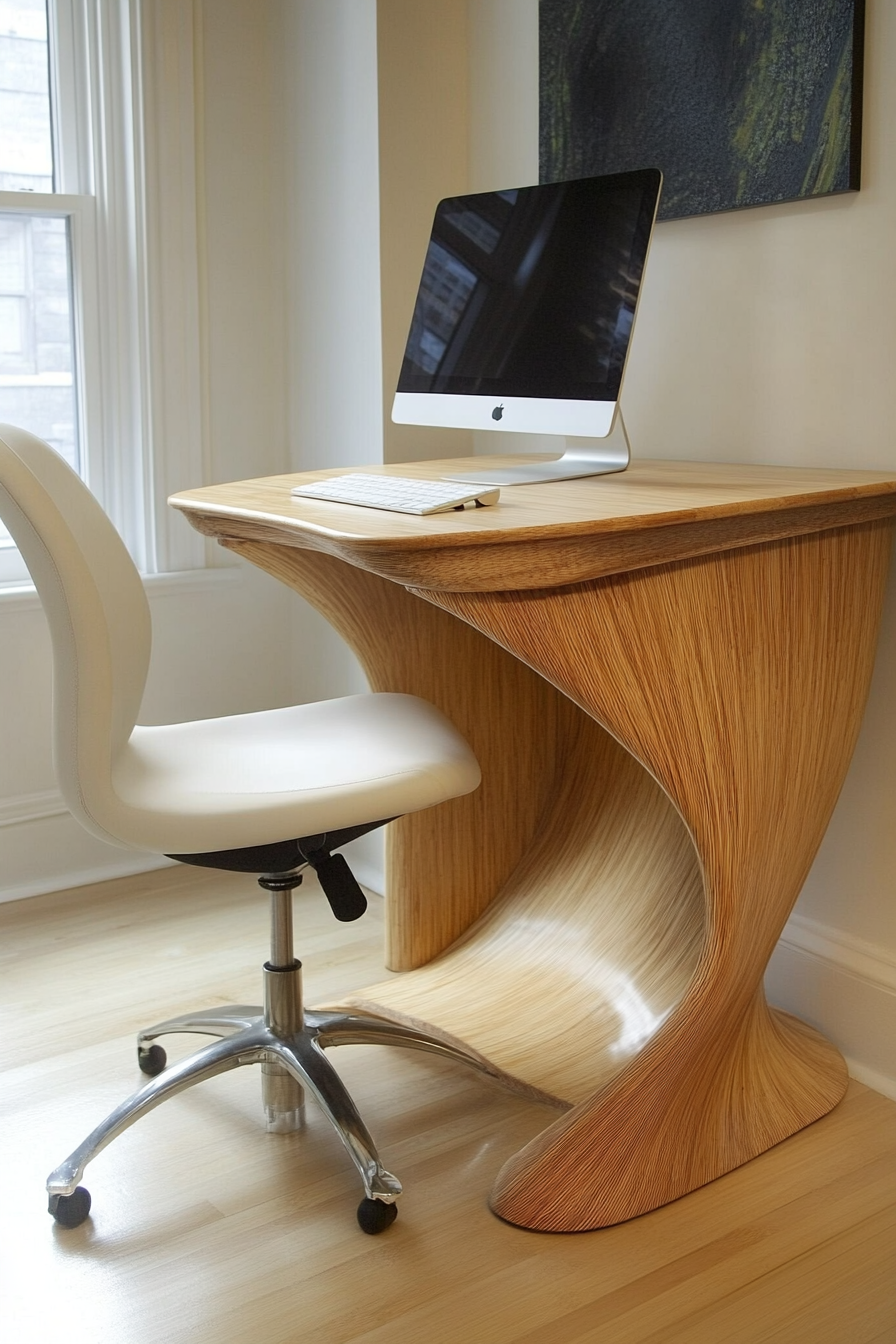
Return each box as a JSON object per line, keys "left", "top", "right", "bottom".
{"left": 171, "top": 458, "right": 896, "bottom": 1232}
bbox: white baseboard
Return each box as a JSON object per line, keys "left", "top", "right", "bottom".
{"left": 766, "top": 913, "right": 896, "bottom": 1101}
{"left": 0, "top": 787, "right": 68, "bottom": 829}
{"left": 349, "top": 858, "right": 386, "bottom": 897}
{"left": 841, "top": 1059, "right": 896, "bottom": 1102}
{"left": 779, "top": 913, "right": 896, "bottom": 993}
{"left": 0, "top": 853, "right": 175, "bottom": 905}
{"left": 0, "top": 792, "right": 173, "bottom": 904}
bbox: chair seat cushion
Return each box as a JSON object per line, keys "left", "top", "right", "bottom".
{"left": 107, "top": 692, "right": 480, "bottom": 855}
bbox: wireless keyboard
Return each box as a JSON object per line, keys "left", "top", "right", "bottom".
{"left": 291, "top": 473, "right": 500, "bottom": 515}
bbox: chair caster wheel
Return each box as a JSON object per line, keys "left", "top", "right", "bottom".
{"left": 357, "top": 1197, "right": 398, "bottom": 1235}
{"left": 48, "top": 1186, "right": 91, "bottom": 1228}
{"left": 138, "top": 1043, "right": 167, "bottom": 1076}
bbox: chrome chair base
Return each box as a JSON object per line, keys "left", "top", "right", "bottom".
{"left": 46, "top": 958, "right": 494, "bottom": 1232}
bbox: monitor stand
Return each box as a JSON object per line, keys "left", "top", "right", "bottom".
{"left": 446, "top": 410, "right": 631, "bottom": 487}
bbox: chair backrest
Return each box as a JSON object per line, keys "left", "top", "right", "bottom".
{"left": 0, "top": 424, "right": 152, "bottom": 845}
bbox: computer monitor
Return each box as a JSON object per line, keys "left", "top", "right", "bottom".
{"left": 392, "top": 168, "right": 661, "bottom": 485}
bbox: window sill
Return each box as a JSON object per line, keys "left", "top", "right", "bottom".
{"left": 0, "top": 563, "right": 244, "bottom": 611}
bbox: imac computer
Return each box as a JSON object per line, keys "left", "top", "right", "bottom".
{"left": 392, "top": 168, "right": 661, "bottom": 486}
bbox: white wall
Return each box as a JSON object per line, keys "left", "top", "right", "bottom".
{"left": 378, "top": 0, "right": 473, "bottom": 465}
{"left": 196, "top": 0, "right": 289, "bottom": 491}
{"left": 273, "top": 0, "right": 383, "bottom": 885}
{"left": 464, "top": 0, "right": 896, "bottom": 1094}
{"left": 278, "top": 0, "right": 384, "bottom": 479}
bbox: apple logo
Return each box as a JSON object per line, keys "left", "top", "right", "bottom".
{"left": 491, "top": 404, "right": 504, "bottom": 421}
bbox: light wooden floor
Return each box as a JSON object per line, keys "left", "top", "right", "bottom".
{"left": 1, "top": 865, "right": 894, "bottom": 1344}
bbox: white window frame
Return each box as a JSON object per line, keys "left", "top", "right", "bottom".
{"left": 0, "top": 0, "right": 206, "bottom": 588}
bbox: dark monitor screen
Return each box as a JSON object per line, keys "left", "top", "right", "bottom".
{"left": 396, "top": 168, "right": 661, "bottom": 407}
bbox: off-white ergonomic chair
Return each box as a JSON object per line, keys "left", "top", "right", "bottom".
{"left": 0, "top": 423, "right": 485, "bottom": 1235}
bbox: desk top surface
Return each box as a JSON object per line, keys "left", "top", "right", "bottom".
{"left": 170, "top": 457, "right": 896, "bottom": 592}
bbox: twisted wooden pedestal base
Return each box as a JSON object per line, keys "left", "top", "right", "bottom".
{"left": 173, "top": 459, "right": 895, "bottom": 1231}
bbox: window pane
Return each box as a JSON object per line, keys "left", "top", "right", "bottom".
{"left": 0, "top": 211, "right": 78, "bottom": 549}
{"left": 0, "top": 0, "right": 53, "bottom": 192}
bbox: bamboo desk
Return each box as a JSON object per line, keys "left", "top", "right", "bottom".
{"left": 171, "top": 457, "right": 896, "bottom": 1232}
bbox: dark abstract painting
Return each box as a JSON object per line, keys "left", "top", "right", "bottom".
{"left": 539, "top": 0, "right": 865, "bottom": 220}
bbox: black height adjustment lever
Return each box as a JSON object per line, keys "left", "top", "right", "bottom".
{"left": 301, "top": 842, "right": 368, "bottom": 922}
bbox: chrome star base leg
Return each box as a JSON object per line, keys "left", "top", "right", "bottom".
{"left": 47, "top": 876, "right": 494, "bottom": 1234}
{"left": 137, "top": 1004, "right": 307, "bottom": 1131}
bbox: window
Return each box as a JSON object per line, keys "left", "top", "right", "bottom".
{"left": 0, "top": 0, "right": 53, "bottom": 194}
{"left": 0, "top": 0, "right": 79, "bottom": 577}
{"left": 0, "top": 210, "right": 78, "bottom": 458}
{"left": 0, "top": 0, "right": 206, "bottom": 587}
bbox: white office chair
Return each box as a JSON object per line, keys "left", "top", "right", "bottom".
{"left": 0, "top": 423, "right": 484, "bottom": 1234}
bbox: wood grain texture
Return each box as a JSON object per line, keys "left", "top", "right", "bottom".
{"left": 170, "top": 457, "right": 896, "bottom": 592}
{"left": 173, "top": 463, "right": 896, "bottom": 1232}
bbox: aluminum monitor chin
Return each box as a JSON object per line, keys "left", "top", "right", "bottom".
{"left": 392, "top": 168, "right": 662, "bottom": 485}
